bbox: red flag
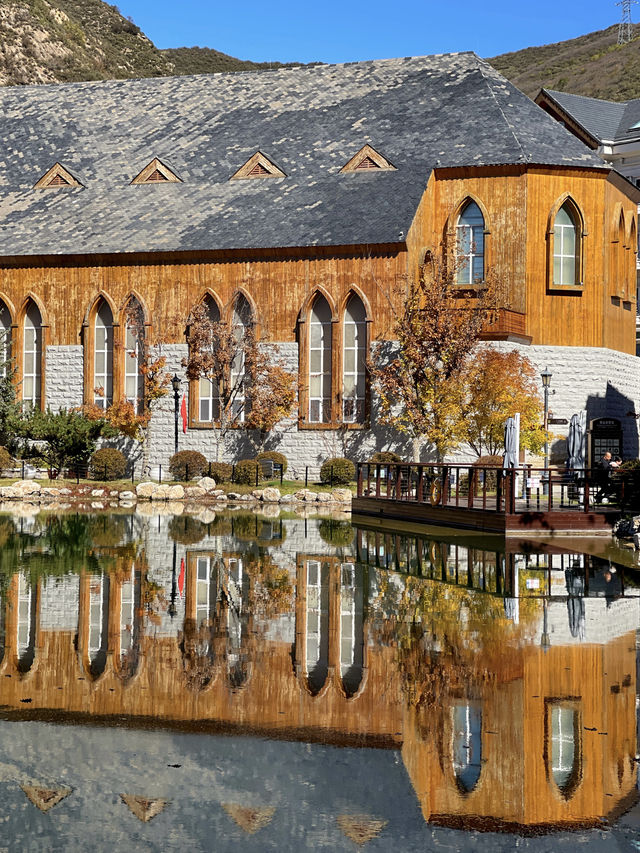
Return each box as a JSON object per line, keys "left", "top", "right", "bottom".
{"left": 180, "top": 395, "right": 187, "bottom": 433}
{"left": 178, "top": 557, "right": 185, "bottom": 598}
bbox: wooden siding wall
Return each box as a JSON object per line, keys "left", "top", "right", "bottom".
{"left": 407, "top": 166, "right": 637, "bottom": 354}
{"left": 0, "top": 248, "right": 405, "bottom": 350}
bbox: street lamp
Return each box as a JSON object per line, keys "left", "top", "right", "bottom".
{"left": 171, "top": 374, "right": 181, "bottom": 455}
{"left": 541, "top": 366, "right": 552, "bottom": 471}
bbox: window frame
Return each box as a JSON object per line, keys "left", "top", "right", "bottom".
{"left": 16, "top": 296, "right": 47, "bottom": 411}
{"left": 547, "top": 196, "right": 587, "bottom": 292}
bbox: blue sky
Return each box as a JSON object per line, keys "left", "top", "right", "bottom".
{"left": 119, "top": 0, "right": 622, "bottom": 63}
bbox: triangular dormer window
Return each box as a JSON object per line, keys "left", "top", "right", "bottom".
{"left": 231, "top": 152, "right": 286, "bottom": 180}
{"left": 340, "top": 144, "right": 396, "bottom": 173}
{"left": 131, "top": 158, "right": 181, "bottom": 185}
{"left": 34, "top": 163, "right": 82, "bottom": 189}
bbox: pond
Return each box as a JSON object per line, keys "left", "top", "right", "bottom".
{"left": 0, "top": 507, "right": 638, "bottom": 851}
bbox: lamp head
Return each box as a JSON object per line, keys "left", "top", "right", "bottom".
{"left": 171, "top": 374, "right": 180, "bottom": 393}
{"left": 540, "top": 366, "right": 552, "bottom": 388}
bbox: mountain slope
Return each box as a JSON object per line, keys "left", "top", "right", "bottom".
{"left": 489, "top": 24, "right": 640, "bottom": 100}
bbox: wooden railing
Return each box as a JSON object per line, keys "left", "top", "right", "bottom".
{"left": 355, "top": 462, "right": 634, "bottom": 515}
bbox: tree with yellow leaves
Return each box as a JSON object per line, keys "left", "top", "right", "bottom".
{"left": 462, "top": 347, "right": 546, "bottom": 457}
{"left": 370, "top": 253, "right": 506, "bottom": 460}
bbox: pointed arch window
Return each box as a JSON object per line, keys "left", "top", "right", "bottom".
{"left": 547, "top": 701, "right": 582, "bottom": 798}
{"left": 456, "top": 200, "right": 485, "bottom": 285}
{"left": 124, "top": 299, "right": 145, "bottom": 414}
{"left": 197, "top": 296, "right": 221, "bottom": 423}
{"left": 309, "top": 295, "right": 332, "bottom": 424}
{"left": 342, "top": 294, "right": 367, "bottom": 423}
{"left": 231, "top": 295, "right": 253, "bottom": 423}
{"left": 94, "top": 299, "right": 114, "bottom": 408}
{"left": 339, "top": 562, "right": 364, "bottom": 697}
{"left": 554, "top": 204, "right": 578, "bottom": 286}
{"left": 17, "top": 573, "right": 36, "bottom": 673}
{"left": 22, "top": 301, "right": 43, "bottom": 408}
{"left": 452, "top": 702, "right": 483, "bottom": 792}
{"left": 88, "top": 572, "right": 109, "bottom": 678}
{"left": 0, "top": 301, "right": 12, "bottom": 379}
{"left": 305, "top": 559, "right": 329, "bottom": 693}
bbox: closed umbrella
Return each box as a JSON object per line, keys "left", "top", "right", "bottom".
{"left": 565, "top": 564, "right": 585, "bottom": 640}
{"left": 567, "top": 411, "right": 586, "bottom": 471}
{"left": 503, "top": 413, "right": 520, "bottom": 472}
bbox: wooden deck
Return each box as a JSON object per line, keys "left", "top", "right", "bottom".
{"left": 354, "top": 463, "right": 623, "bottom": 535}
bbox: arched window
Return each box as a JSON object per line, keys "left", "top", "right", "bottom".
{"left": 88, "top": 572, "right": 109, "bottom": 678}
{"left": 225, "top": 557, "right": 250, "bottom": 688}
{"left": 94, "top": 299, "right": 114, "bottom": 408}
{"left": 309, "top": 295, "right": 332, "bottom": 424}
{"left": 0, "top": 301, "right": 12, "bottom": 378}
{"left": 197, "top": 296, "right": 221, "bottom": 423}
{"left": 548, "top": 703, "right": 581, "bottom": 797}
{"left": 16, "top": 573, "right": 36, "bottom": 673}
{"left": 456, "top": 201, "right": 485, "bottom": 285}
{"left": 124, "top": 299, "right": 144, "bottom": 414}
{"left": 339, "top": 562, "right": 364, "bottom": 697}
{"left": 231, "top": 295, "right": 252, "bottom": 422}
{"left": 118, "top": 564, "right": 141, "bottom": 679}
{"left": 553, "top": 203, "right": 579, "bottom": 286}
{"left": 452, "top": 702, "right": 483, "bottom": 792}
{"left": 22, "top": 301, "right": 42, "bottom": 408}
{"left": 342, "top": 294, "right": 367, "bottom": 423}
{"left": 305, "top": 559, "right": 329, "bottom": 693}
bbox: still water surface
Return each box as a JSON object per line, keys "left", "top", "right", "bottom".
{"left": 0, "top": 508, "right": 638, "bottom": 851}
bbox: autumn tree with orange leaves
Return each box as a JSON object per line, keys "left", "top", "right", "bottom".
{"left": 184, "top": 301, "right": 296, "bottom": 461}
{"left": 461, "top": 347, "right": 546, "bottom": 457}
{"left": 371, "top": 253, "right": 507, "bottom": 460}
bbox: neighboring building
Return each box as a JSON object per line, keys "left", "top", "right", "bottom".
{"left": 0, "top": 54, "right": 638, "bottom": 472}
{"left": 535, "top": 88, "right": 640, "bottom": 355}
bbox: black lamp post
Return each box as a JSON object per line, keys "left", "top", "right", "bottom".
{"left": 171, "top": 374, "right": 181, "bottom": 455}
{"left": 540, "top": 366, "right": 552, "bottom": 471}
{"left": 168, "top": 541, "right": 177, "bottom": 620}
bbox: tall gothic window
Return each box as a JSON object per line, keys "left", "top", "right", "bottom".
{"left": 197, "top": 295, "right": 221, "bottom": 423}
{"left": 231, "top": 294, "right": 252, "bottom": 422}
{"left": 305, "top": 559, "right": 329, "bottom": 693}
{"left": 22, "top": 301, "right": 42, "bottom": 408}
{"left": 553, "top": 203, "right": 579, "bottom": 286}
{"left": 452, "top": 702, "right": 483, "bottom": 792}
{"left": 0, "top": 301, "right": 11, "bottom": 378}
{"left": 94, "top": 299, "right": 114, "bottom": 407}
{"left": 342, "top": 294, "right": 366, "bottom": 423}
{"left": 309, "top": 295, "right": 332, "bottom": 423}
{"left": 339, "top": 562, "right": 364, "bottom": 696}
{"left": 124, "top": 299, "right": 144, "bottom": 414}
{"left": 456, "top": 200, "right": 485, "bottom": 284}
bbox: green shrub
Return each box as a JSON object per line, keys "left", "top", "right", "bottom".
{"left": 256, "top": 450, "right": 288, "bottom": 476}
{"left": 0, "top": 446, "right": 12, "bottom": 474}
{"left": 89, "top": 447, "right": 127, "bottom": 481}
{"left": 320, "top": 456, "right": 355, "bottom": 485}
{"left": 169, "top": 450, "right": 208, "bottom": 481}
{"left": 234, "top": 458, "right": 264, "bottom": 486}
{"left": 369, "top": 451, "right": 402, "bottom": 464}
{"left": 619, "top": 459, "right": 640, "bottom": 471}
{"left": 208, "top": 461, "right": 233, "bottom": 483}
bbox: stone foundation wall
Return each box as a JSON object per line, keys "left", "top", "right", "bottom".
{"left": 42, "top": 342, "right": 640, "bottom": 474}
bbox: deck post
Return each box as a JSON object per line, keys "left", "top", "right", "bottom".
{"left": 375, "top": 464, "right": 381, "bottom": 498}
{"left": 467, "top": 467, "right": 475, "bottom": 509}
{"left": 417, "top": 466, "right": 424, "bottom": 502}
{"left": 357, "top": 463, "right": 363, "bottom": 497}
{"left": 496, "top": 471, "right": 503, "bottom": 512}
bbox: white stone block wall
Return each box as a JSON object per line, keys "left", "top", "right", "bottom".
{"left": 41, "top": 341, "right": 640, "bottom": 473}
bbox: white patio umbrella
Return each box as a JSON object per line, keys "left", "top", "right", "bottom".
{"left": 502, "top": 413, "right": 520, "bottom": 472}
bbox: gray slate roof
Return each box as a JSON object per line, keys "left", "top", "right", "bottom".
{"left": 540, "top": 89, "right": 628, "bottom": 143}
{"left": 0, "top": 53, "right": 607, "bottom": 258}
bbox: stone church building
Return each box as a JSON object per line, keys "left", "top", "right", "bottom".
{"left": 0, "top": 52, "right": 638, "bottom": 473}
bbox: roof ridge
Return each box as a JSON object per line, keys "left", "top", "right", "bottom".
{"left": 544, "top": 88, "right": 629, "bottom": 108}
{"left": 475, "top": 57, "right": 528, "bottom": 164}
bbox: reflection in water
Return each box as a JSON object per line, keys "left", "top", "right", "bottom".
{"left": 0, "top": 510, "right": 636, "bottom": 847}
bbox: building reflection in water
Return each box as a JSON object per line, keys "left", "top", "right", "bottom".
{"left": 0, "top": 511, "right": 635, "bottom": 836}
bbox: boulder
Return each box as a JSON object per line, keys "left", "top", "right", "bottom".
{"left": 0, "top": 486, "right": 18, "bottom": 499}
{"left": 167, "top": 484, "right": 185, "bottom": 500}
{"left": 196, "top": 476, "right": 217, "bottom": 492}
{"left": 119, "top": 490, "right": 136, "bottom": 500}
{"left": 252, "top": 489, "right": 265, "bottom": 499}
{"left": 262, "top": 487, "right": 281, "bottom": 503}
{"left": 135, "top": 482, "right": 155, "bottom": 499}
{"left": 185, "top": 486, "right": 206, "bottom": 499}
{"left": 280, "top": 494, "right": 295, "bottom": 504}
{"left": 226, "top": 492, "right": 242, "bottom": 501}
{"left": 317, "top": 492, "right": 331, "bottom": 502}
{"left": 331, "top": 488, "right": 353, "bottom": 503}
{"left": 150, "top": 484, "right": 171, "bottom": 500}
{"left": 304, "top": 491, "right": 318, "bottom": 502}
{"left": 91, "top": 489, "right": 105, "bottom": 497}
{"left": 14, "top": 480, "right": 41, "bottom": 495}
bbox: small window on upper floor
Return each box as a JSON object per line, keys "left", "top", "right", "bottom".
{"left": 553, "top": 204, "right": 579, "bottom": 286}
{"left": 231, "top": 152, "right": 286, "bottom": 180}
{"left": 456, "top": 200, "right": 485, "bottom": 285}
{"left": 34, "top": 163, "right": 82, "bottom": 189}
